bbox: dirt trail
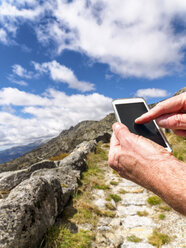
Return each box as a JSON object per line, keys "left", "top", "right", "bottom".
{"left": 86, "top": 144, "right": 186, "bottom": 248}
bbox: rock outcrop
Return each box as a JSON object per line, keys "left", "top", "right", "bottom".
{"left": 0, "top": 161, "right": 56, "bottom": 191}
{"left": 0, "top": 140, "right": 97, "bottom": 248}
{"left": 0, "top": 176, "right": 63, "bottom": 248}
{"left": 32, "top": 140, "right": 97, "bottom": 205}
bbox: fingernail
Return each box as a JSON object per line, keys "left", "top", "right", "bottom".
{"left": 135, "top": 113, "right": 146, "bottom": 122}
{"left": 113, "top": 123, "right": 120, "bottom": 131}
{"left": 135, "top": 117, "right": 140, "bottom": 122}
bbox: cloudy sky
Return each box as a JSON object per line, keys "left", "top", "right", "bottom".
{"left": 0, "top": 0, "right": 186, "bottom": 150}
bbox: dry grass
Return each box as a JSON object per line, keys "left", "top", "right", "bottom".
{"left": 165, "top": 133, "right": 186, "bottom": 162}
{"left": 137, "top": 210, "right": 149, "bottom": 217}
{"left": 44, "top": 226, "right": 94, "bottom": 248}
{"left": 148, "top": 230, "right": 171, "bottom": 247}
{"left": 49, "top": 153, "right": 70, "bottom": 161}
{"left": 127, "top": 235, "right": 142, "bottom": 243}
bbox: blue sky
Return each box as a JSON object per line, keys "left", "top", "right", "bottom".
{"left": 0, "top": 0, "right": 186, "bottom": 150}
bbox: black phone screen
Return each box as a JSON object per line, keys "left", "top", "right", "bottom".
{"left": 115, "top": 102, "right": 167, "bottom": 147}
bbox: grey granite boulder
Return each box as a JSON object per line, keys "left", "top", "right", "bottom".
{"left": 32, "top": 140, "right": 97, "bottom": 205}
{"left": 57, "top": 140, "right": 97, "bottom": 170}
{"left": 0, "top": 160, "right": 55, "bottom": 192}
{"left": 0, "top": 175, "right": 63, "bottom": 248}
{"left": 32, "top": 166, "right": 80, "bottom": 206}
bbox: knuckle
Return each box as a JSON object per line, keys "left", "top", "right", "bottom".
{"left": 173, "top": 114, "right": 183, "bottom": 128}
{"left": 156, "top": 102, "right": 165, "bottom": 110}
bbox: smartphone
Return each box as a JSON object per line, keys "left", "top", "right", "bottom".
{"left": 112, "top": 97, "right": 172, "bottom": 152}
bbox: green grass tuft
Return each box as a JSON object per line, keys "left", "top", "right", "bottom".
{"left": 127, "top": 235, "right": 142, "bottom": 243}
{"left": 112, "top": 170, "right": 120, "bottom": 177}
{"left": 148, "top": 230, "right": 171, "bottom": 247}
{"left": 44, "top": 226, "right": 94, "bottom": 248}
{"left": 118, "top": 189, "right": 128, "bottom": 194}
{"left": 102, "top": 210, "right": 115, "bottom": 218}
{"left": 110, "top": 181, "right": 119, "bottom": 186}
{"left": 159, "top": 205, "right": 171, "bottom": 211}
{"left": 105, "top": 202, "right": 116, "bottom": 210}
{"left": 102, "top": 143, "right": 110, "bottom": 148}
{"left": 158, "top": 214, "right": 165, "bottom": 220}
{"left": 95, "top": 142, "right": 108, "bottom": 161}
{"left": 147, "top": 195, "right": 162, "bottom": 206}
{"left": 93, "top": 184, "right": 110, "bottom": 190}
{"left": 109, "top": 194, "right": 122, "bottom": 203}
{"left": 137, "top": 210, "right": 149, "bottom": 216}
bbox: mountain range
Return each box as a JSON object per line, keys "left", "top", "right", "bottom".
{"left": 0, "top": 138, "right": 50, "bottom": 164}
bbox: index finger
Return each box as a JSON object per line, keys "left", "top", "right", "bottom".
{"left": 135, "top": 93, "right": 186, "bottom": 124}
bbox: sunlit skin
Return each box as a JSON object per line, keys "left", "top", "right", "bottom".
{"left": 136, "top": 92, "right": 186, "bottom": 137}
{"left": 109, "top": 93, "right": 186, "bottom": 215}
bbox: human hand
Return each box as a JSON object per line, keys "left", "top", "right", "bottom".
{"left": 108, "top": 122, "right": 186, "bottom": 215}
{"left": 135, "top": 92, "right": 186, "bottom": 137}
{"left": 108, "top": 122, "right": 174, "bottom": 190}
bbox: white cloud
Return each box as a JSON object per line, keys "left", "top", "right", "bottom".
{"left": 37, "top": 0, "right": 186, "bottom": 79}
{"left": 1, "top": 1, "right": 186, "bottom": 78}
{"left": 0, "top": 1, "right": 43, "bottom": 19}
{"left": 8, "top": 73, "right": 29, "bottom": 86}
{"left": 1, "top": 106, "right": 15, "bottom": 114}
{"left": 0, "top": 0, "right": 46, "bottom": 44}
{"left": 135, "top": 88, "right": 169, "bottom": 99}
{"left": 11, "top": 80, "right": 28, "bottom": 86}
{"left": 0, "top": 87, "right": 112, "bottom": 148}
{"left": 12, "top": 64, "right": 33, "bottom": 79}
{"left": 33, "top": 60, "right": 95, "bottom": 92}
{"left": 0, "top": 28, "right": 8, "bottom": 44}
{"left": 0, "top": 88, "right": 50, "bottom": 106}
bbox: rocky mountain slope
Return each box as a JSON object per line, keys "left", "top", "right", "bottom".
{"left": 0, "top": 113, "right": 116, "bottom": 173}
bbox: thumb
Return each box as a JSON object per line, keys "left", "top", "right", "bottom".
{"left": 112, "top": 122, "right": 130, "bottom": 141}
{"left": 156, "top": 113, "right": 186, "bottom": 130}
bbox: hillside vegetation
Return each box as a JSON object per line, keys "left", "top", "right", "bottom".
{"left": 165, "top": 132, "right": 186, "bottom": 162}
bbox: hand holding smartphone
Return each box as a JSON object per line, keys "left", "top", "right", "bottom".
{"left": 112, "top": 98, "right": 172, "bottom": 152}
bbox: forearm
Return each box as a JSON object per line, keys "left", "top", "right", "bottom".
{"left": 149, "top": 158, "right": 186, "bottom": 215}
